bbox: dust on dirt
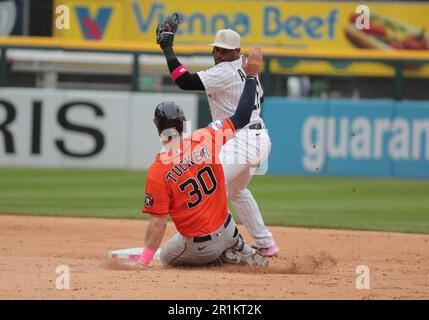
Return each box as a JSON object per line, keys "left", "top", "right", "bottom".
{"left": 0, "top": 215, "right": 428, "bottom": 299}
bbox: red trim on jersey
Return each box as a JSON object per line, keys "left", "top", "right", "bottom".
{"left": 225, "top": 118, "right": 236, "bottom": 133}
{"left": 171, "top": 65, "right": 188, "bottom": 81}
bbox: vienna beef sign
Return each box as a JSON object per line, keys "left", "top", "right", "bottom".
{"left": 54, "top": 0, "right": 429, "bottom": 51}
{"left": 53, "top": 0, "right": 429, "bottom": 78}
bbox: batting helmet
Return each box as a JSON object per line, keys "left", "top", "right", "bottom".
{"left": 153, "top": 101, "right": 186, "bottom": 136}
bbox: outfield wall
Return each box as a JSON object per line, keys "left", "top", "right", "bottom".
{"left": 2, "top": 88, "right": 429, "bottom": 178}
{"left": 0, "top": 88, "right": 198, "bottom": 170}
{"left": 263, "top": 98, "right": 429, "bottom": 178}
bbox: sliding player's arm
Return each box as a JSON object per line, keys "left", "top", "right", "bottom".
{"left": 139, "top": 166, "right": 171, "bottom": 267}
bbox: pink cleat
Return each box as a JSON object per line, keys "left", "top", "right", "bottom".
{"left": 252, "top": 245, "right": 280, "bottom": 257}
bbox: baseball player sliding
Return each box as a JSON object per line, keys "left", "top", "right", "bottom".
{"left": 138, "top": 47, "right": 268, "bottom": 268}
{"left": 156, "top": 14, "right": 278, "bottom": 257}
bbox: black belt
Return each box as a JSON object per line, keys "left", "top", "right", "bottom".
{"left": 193, "top": 214, "right": 232, "bottom": 243}
{"left": 249, "top": 123, "right": 263, "bottom": 130}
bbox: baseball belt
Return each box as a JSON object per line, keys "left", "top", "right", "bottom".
{"left": 248, "top": 123, "right": 263, "bottom": 130}
{"left": 193, "top": 213, "right": 232, "bottom": 243}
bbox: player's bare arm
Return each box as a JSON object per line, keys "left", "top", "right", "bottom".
{"left": 138, "top": 215, "right": 167, "bottom": 266}
{"left": 156, "top": 13, "right": 205, "bottom": 91}
{"left": 229, "top": 47, "right": 263, "bottom": 130}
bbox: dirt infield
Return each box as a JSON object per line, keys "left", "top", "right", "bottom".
{"left": 0, "top": 215, "right": 428, "bottom": 300}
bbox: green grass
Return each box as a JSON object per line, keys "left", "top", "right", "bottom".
{"left": 0, "top": 167, "right": 428, "bottom": 234}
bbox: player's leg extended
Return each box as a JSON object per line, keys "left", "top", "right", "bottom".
{"left": 220, "top": 129, "right": 277, "bottom": 252}
{"left": 226, "top": 165, "right": 276, "bottom": 249}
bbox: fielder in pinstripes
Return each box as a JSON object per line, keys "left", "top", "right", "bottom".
{"left": 156, "top": 16, "right": 279, "bottom": 257}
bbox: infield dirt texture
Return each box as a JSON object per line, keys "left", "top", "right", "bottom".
{"left": 0, "top": 168, "right": 428, "bottom": 299}
{"left": 0, "top": 215, "right": 428, "bottom": 299}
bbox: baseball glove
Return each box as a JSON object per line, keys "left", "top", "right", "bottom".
{"left": 156, "top": 13, "right": 182, "bottom": 49}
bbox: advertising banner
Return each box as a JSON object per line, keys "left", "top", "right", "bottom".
{"left": 54, "top": 0, "right": 429, "bottom": 50}
{"left": 53, "top": 1, "right": 429, "bottom": 77}
{"left": 0, "top": 88, "right": 198, "bottom": 170}
{"left": 263, "top": 98, "right": 429, "bottom": 178}
{"left": 0, "top": 0, "right": 24, "bottom": 36}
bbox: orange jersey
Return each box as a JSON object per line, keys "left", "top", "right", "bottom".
{"left": 142, "top": 118, "right": 235, "bottom": 237}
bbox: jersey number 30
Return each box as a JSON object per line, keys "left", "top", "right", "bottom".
{"left": 178, "top": 167, "right": 218, "bottom": 209}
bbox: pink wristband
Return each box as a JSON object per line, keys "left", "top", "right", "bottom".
{"left": 171, "top": 65, "right": 188, "bottom": 81}
{"left": 138, "top": 247, "right": 156, "bottom": 266}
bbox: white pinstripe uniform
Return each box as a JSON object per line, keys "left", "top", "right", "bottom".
{"left": 197, "top": 57, "right": 275, "bottom": 248}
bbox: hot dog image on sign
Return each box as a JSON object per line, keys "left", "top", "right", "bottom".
{"left": 345, "top": 11, "right": 428, "bottom": 51}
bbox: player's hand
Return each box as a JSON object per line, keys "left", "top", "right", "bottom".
{"left": 242, "top": 47, "right": 263, "bottom": 77}
{"left": 163, "top": 23, "right": 172, "bottom": 33}
{"left": 156, "top": 13, "right": 182, "bottom": 50}
{"left": 156, "top": 25, "right": 175, "bottom": 50}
